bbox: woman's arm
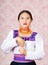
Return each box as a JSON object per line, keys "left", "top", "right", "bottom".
{"left": 1, "top": 30, "right": 17, "bottom": 53}
{"left": 25, "top": 33, "right": 45, "bottom": 60}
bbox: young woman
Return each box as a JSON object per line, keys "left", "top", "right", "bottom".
{"left": 1, "top": 10, "right": 45, "bottom": 65}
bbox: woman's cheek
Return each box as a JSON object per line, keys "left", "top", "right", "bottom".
{"left": 20, "top": 22, "right": 24, "bottom": 26}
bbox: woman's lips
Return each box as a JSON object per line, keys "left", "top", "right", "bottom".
{"left": 23, "top": 23, "right": 27, "bottom": 25}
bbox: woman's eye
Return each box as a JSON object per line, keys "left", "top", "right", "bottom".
{"left": 27, "top": 18, "right": 29, "bottom": 19}
{"left": 21, "top": 17, "right": 24, "bottom": 19}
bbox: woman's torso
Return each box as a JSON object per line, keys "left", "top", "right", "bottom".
{"left": 13, "top": 30, "right": 37, "bottom": 62}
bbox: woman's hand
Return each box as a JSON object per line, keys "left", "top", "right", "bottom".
{"left": 19, "top": 47, "right": 26, "bottom": 55}
{"left": 15, "top": 37, "right": 25, "bottom": 47}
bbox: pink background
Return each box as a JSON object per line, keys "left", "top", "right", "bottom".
{"left": 0, "top": 0, "right": 48, "bottom": 65}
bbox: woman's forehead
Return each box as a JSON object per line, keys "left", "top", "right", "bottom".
{"left": 20, "top": 12, "right": 31, "bottom": 17}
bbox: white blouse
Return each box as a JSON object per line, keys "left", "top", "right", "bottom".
{"left": 1, "top": 30, "right": 45, "bottom": 60}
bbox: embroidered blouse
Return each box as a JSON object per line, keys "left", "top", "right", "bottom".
{"left": 1, "top": 30, "right": 45, "bottom": 61}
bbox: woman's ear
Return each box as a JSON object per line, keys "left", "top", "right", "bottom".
{"left": 30, "top": 20, "right": 32, "bottom": 24}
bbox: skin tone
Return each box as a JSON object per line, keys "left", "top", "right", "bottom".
{"left": 19, "top": 12, "right": 32, "bottom": 29}
{"left": 18, "top": 12, "right": 32, "bottom": 37}
{"left": 16, "top": 12, "right": 32, "bottom": 55}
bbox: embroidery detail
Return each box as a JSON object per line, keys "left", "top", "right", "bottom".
{"left": 13, "top": 30, "right": 37, "bottom": 41}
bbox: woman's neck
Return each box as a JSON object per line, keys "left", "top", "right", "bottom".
{"left": 19, "top": 27, "right": 32, "bottom": 34}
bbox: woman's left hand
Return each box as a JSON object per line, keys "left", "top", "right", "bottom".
{"left": 19, "top": 47, "right": 26, "bottom": 55}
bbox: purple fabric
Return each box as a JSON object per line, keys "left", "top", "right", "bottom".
{"left": 14, "top": 54, "right": 33, "bottom": 62}
{"left": 13, "top": 30, "right": 18, "bottom": 38}
{"left": 14, "top": 54, "right": 26, "bottom": 61}
{"left": 13, "top": 30, "right": 37, "bottom": 41}
{"left": 14, "top": 56, "right": 25, "bottom": 61}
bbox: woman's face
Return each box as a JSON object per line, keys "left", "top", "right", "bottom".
{"left": 19, "top": 12, "right": 32, "bottom": 28}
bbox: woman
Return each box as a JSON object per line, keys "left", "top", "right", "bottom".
{"left": 1, "top": 10, "right": 45, "bottom": 65}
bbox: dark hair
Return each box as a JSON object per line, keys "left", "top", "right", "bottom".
{"left": 18, "top": 10, "right": 33, "bottom": 20}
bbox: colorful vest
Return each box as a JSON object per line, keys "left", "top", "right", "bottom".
{"left": 13, "top": 30, "right": 37, "bottom": 62}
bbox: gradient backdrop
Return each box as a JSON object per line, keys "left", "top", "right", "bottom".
{"left": 0, "top": 0, "right": 48, "bottom": 65}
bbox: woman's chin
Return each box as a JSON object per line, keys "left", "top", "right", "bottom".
{"left": 22, "top": 25, "right": 28, "bottom": 28}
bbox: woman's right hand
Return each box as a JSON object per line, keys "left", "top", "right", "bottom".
{"left": 15, "top": 37, "right": 25, "bottom": 47}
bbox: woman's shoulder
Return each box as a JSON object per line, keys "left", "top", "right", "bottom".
{"left": 31, "top": 31, "right": 38, "bottom": 37}
{"left": 31, "top": 31, "right": 42, "bottom": 38}
{"left": 9, "top": 29, "right": 18, "bottom": 33}
{"left": 32, "top": 32, "right": 38, "bottom": 35}
{"left": 8, "top": 29, "right": 18, "bottom": 38}
{"left": 13, "top": 29, "right": 18, "bottom": 32}
{"left": 8, "top": 29, "right": 18, "bottom": 35}
{"left": 32, "top": 31, "right": 41, "bottom": 35}
{"left": 33, "top": 31, "right": 43, "bottom": 39}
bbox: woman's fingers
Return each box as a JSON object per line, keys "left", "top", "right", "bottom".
{"left": 15, "top": 37, "right": 25, "bottom": 47}
{"left": 19, "top": 47, "right": 26, "bottom": 55}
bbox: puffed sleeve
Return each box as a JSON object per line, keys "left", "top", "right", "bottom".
{"left": 25, "top": 33, "right": 45, "bottom": 60}
{"left": 1, "top": 30, "right": 18, "bottom": 53}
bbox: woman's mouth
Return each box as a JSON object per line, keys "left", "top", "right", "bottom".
{"left": 23, "top": 23, "right": 27, "bottom": 25}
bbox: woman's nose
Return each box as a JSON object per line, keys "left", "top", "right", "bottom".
{"left": 23, "top": 19, "right": 27, "bottom": 22}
